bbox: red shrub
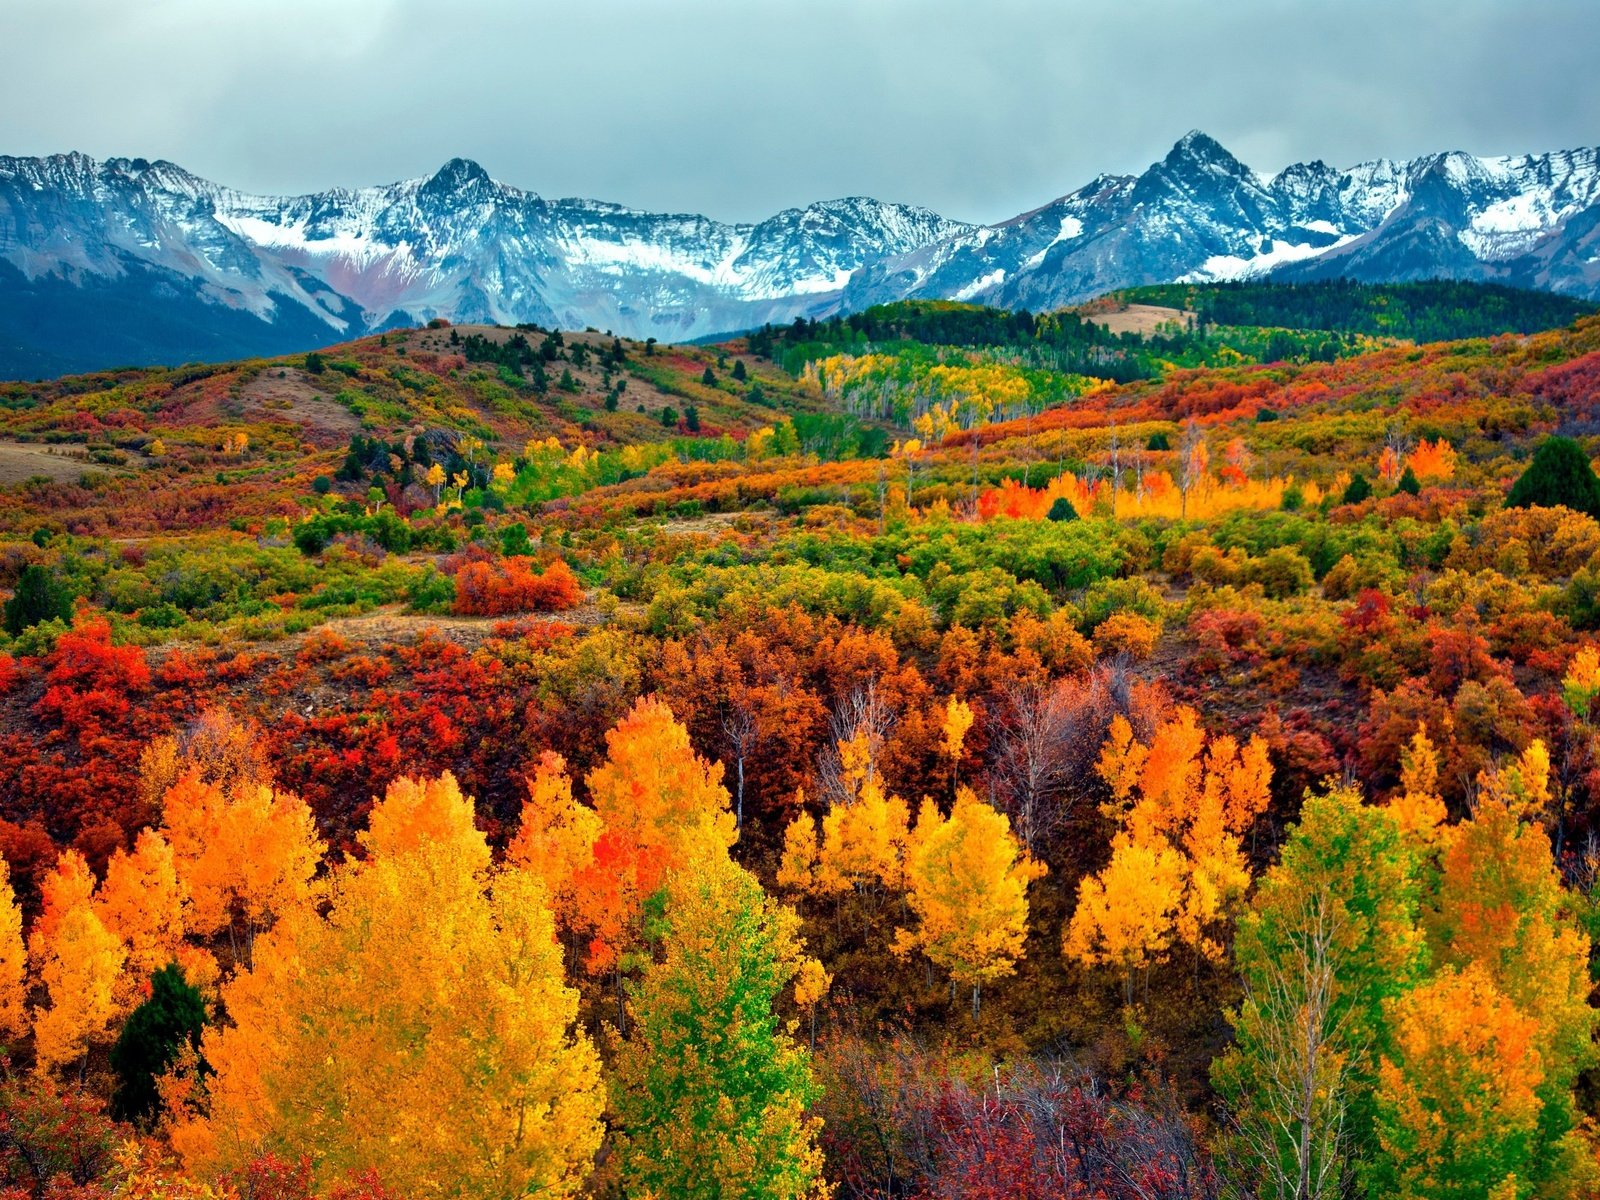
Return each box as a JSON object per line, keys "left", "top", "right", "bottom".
{"left": 452, "top": 557, "right": 583, "bottom": 617}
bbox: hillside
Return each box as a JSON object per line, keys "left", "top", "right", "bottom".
{"left": 5, "top": 282, "right": 1600, "bottom": 1197}
{"left": 0, "top": 320, "right": 835, "bottom": 538}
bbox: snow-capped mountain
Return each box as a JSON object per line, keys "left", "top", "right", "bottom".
{"left": 3, "top": 132, "right": 1600, "bottom": 377}
{"left": 840, "top": 131, "right": 1600, "bottom": 314}
{"left": 0, "top": 152, "right": 974, "bottom": 376}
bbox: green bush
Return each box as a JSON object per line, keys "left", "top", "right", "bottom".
{"left": 4, "top": 564, "right": 74, "bottom": 636}
{"left": 1506, "top": 436, "right": 1600, "bottom": 518}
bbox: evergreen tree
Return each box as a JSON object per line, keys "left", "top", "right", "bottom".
{"left": 1396, "top": 466, "right": 1421, "bottom": 496}
{"left": 685, "top": 406, "right": 701, "bottom": 433}
{"left": 1506, "top": 436, "right": 1600, "bottom": 518}
{"left": 1147, "top": 431, "right": 1171, "bottom": 451}
{"left": 1046, "top": 497, "right": 1078, "bottom": 522}
{"left": 110, "top": 963, "right": 207, "bottom": 1125}
{"left": 702, "top": 366, "right": 717, "bottom": 387}
{"left": 732, "top": 359, "right": 747, "bottom": 381}
{"left": 336, "top": 434, "right": 369, "bottom": 483}
{"left": 304, "top": 351, "right": 325, "bottom": 375}
{"left": 660, "top": 407, "right": 679, "bottom": 428}
{"left": 4, "top": 564, "right": 74, "bottom": 636}
{"left": 1342, "top": 472, "right": 1373, "bottom": 505}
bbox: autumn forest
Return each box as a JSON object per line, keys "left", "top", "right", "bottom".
{"left": 3, "top": 282, "right": 1600, "bottom": 1199}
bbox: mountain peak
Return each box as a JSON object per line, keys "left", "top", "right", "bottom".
{"left": 421, "top": 157, "right": 493, "bottom": 195}
{"left": 1163, "top": 130, "right": 1248, "bottom": 174}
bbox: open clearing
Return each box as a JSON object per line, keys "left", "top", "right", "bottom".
{"left": 1079, "top": 303, "right": 1195, "bottom": 336}
{"left": 0, "top": 440, "right": 103, "bottom": 485}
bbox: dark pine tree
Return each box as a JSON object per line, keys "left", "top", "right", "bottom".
{"left": 110, "top": 963, "right": 208, "bottom": 1125}
{"left": 1506, "top": 436, "right": 1600, "bottom": 518}
{"left": 1342, "top": 472, "right": 1373, "bottom": 505}
{"left": 3, "top": 564, "right": 74, "bottom": 636}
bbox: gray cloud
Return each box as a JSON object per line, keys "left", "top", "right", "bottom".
{"left": 3, "top": 0, "right": 1597, "bottom": 224}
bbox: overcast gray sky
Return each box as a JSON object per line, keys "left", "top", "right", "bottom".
{"left": 2, "top": 0, "right": 1596, "bottom": 225}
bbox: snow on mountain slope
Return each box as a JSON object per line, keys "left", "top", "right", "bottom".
{"left": 2, "top": 131, "right": 1599, "bottom": 377}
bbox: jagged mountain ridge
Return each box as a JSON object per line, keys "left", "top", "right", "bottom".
{"left": 3, "top": 131, "right": 1599, "bottom": 377}
{"left": 840, "top": 132, "right": 1600, "bottom": 313}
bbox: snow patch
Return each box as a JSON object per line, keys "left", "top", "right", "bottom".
{"left": 1024, "top": 214, "right": 1084, "bottom": 269}
{"left": 951, "top": 268, "right": 1006, "bottom": 301}
{"left": 1457, "top": 189, "right": 1572, "bottom": 258}
{"left": 1178, "top": 235, "right": 1359, "bottom": 282}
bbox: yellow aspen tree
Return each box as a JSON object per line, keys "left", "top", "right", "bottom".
{"left": 814, "top": 775, "right": 911, "bottom": 894}
{"left": 0, "top": 860, "right": 25, "bottom": 1042}
{"left": 1371, "top": 964, "right": 1546, "bottom": 1200}
{"left": 1179, "top": 733, "right": 1273, "bottom": 959}
{"left": 776, "top": 807, "right": 819, "bottom": 893}
{"left": 1424, "top": 776, "right": 1597, "bottom": 1190}
{"left": 585, "top": 695, "right": 736, "bottom": 866}
{"left": 941, "top": 695, "right": 975, "bottom": 760}
{"left": 506, "top": 751, "right": 602, "bottom": 916}
{"left": 571, "top": 696, "right": 737, "bottom": 971}
{"left": 163, "top": 776, "right": 321, "bottom": 948}
{"left": 894, "top": 788, "right": 1045, "bottom": 1016}
{"left": 424, "top": 461, "right": 446, "bottom": 503}
{"left": 793, "top": 955, "right": 831, "bottom": 1010}
{"left": 1474, "top": 739, "right": 1551, "bottom": 821}
{"left": 30, "top": 851, "right": 125, "bottom": 1072}
{"left": 360, "top": 769, "right": 484, "bottom": 866}
{"left": 171, "top": 778, "right": 603, "bottom": 1198}
{"left": 28, "top": 848, "right": 97, "bottom": 962}
{"left": 1063, "top": 836, "right": 1187, "bottom": 1003}
{"left": 137, "top": 707, "right": 273, "bottom": 815}
{"left": 794, "top": 955, "right": 832, "bottom": 1049}
{"left": 1387, "top": 722, "right": 1448, "bottom": 846}
{"left": 1072, "top": 706, "right": 1273, "bottom": 976}
{"left": 96, "top": 828, "right": 185, "bottom": 1012}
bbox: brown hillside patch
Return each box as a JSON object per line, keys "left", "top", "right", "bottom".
{"left": 1080, "top": 303, "right": 1195, "bottom": 336}
{"left": 0, "top": 440, "right": 104, "bottom": 485}
{"left": 237, "top": 369, "right": 365, "bottom": 446}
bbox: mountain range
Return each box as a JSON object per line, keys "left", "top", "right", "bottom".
{"left": 3, "top": 131, "right": 1599, "bottom": 378}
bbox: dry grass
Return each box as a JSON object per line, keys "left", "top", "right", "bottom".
{"left": 0, "top": 440, "right": 103, "bottom": 485}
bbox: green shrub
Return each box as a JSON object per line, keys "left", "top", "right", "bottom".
{"left": 1506, "top": 436, "right": 1600, "bottom": 518}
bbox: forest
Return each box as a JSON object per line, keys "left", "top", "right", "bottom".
{"left": 2, "top": 282, "right": 1600, "bottom": 1199}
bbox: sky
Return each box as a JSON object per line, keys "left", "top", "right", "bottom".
{"left": 3, "top": 0, "right": 1597, "bottom": 225}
